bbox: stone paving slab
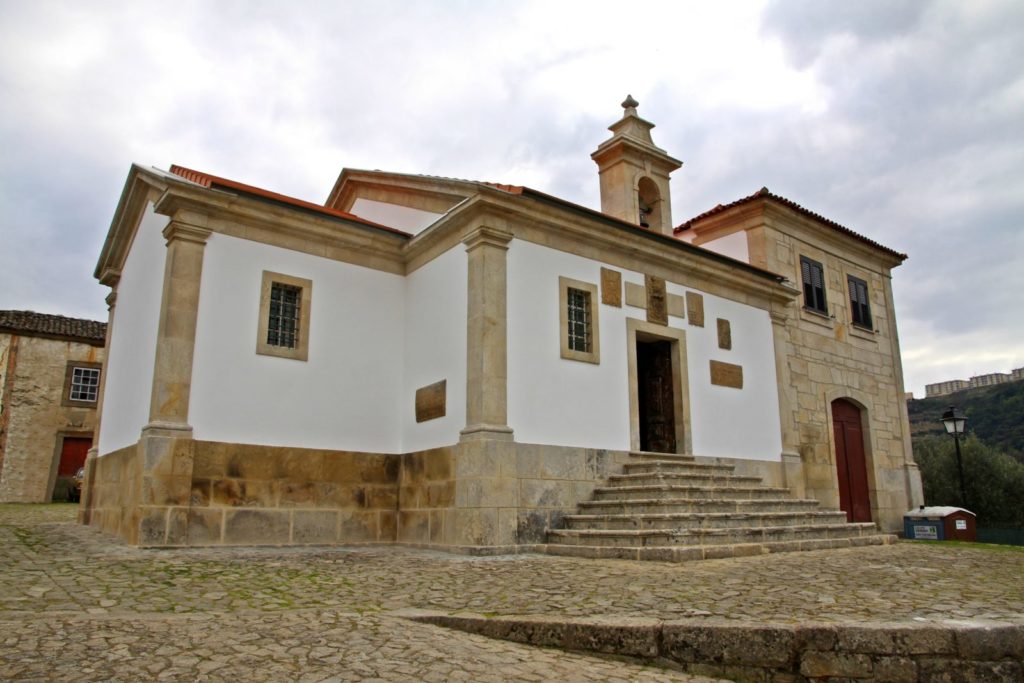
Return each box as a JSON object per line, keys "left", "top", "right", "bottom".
{"left": 1, "top": 504, "right": 1023, "bottom": 681}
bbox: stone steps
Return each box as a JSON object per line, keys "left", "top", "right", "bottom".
{"left": 548, "top": 522, "right": 881, "bottom": 548}
{"left": 592, "top": 484, "right": 792, "bottom": 501}
{"left": 546, "top": 451, "right": 892, "bottom": 562}
{"left": 564, "top": 510, "right": 850, "bottom": 531}
{"left": 607, "top": 472, "right": 763, "bottom": 487}
{"left": 577, "top": 497, "right": 824, "bottom": 515}
{"left": 622, "top": 460, "right": 736, "bottom": 476}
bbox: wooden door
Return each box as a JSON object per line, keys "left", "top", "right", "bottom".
{"left": 832, "top": 399, "right": 871, "bottom": 522}
{"left": 637, "top": 341, "right": 676, "bottom": 453}
{"left": 58, "top": 437, "right": 92, "bottom": 476}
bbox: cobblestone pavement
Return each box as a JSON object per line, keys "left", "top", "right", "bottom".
{"left": 2, "top": 504, "right": 1023, "bottom": 681}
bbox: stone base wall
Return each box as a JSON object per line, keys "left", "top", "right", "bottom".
{"left": 86, "top": 444, "right": 141, "bottom": 543}
{"left": 83, "top": 438, "right": 632, "bottom": 549}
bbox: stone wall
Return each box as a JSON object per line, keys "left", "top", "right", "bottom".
{"left": 750, "top": 215, "right": 921, "bottom": 531}
{"left": 85, "top": 438, "right": 629, "bottom": 550}
{"left": 87, "top": 444, "right": 141, "bottom": 543}
{"left": 0, "top": 333, "right": 103, "bottom": 502}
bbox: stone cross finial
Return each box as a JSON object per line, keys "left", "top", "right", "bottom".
{"left": 621, "top": 95, "right": 639, "bottom": 115}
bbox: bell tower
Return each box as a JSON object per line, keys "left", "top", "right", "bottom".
{"left": 591, "top": 95, "right": 682, "bottom": 235}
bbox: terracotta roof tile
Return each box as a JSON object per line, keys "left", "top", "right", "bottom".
{"left": 675, "top": 187, "right": 907, "bottom": 261}
{"left": 168, "top": 165, "right": 412, "bottom": 238}
{"left": 0, "top": 310, "right": 106, "bottom": 343}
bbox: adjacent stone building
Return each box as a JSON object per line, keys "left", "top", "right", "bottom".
{"left": 81, "top": 98, "right": 922, "bottom": 549}
{"left": 0, "top": 311, "right": 106, "bottom": 502}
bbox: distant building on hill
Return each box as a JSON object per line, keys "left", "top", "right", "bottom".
{"left": 925, "top": 367, "right": 1024, "bottom": 398}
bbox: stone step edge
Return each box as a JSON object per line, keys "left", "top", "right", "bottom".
{"left": 594, "top": 484, "right": 791, "bottom": 494}
{"left": 563, "top": 510, "right": 849, "bottom": 523}
{"left": 542, "top": 533, "right": 896, "bottom": 559}
{"left": 608, "top": 473, "right": 763, "bottom": 484}
{"left": 548, "top": 522, "right": 879, "bottom": 539}
{"left": 397, "top": 609, "right": 1023, "bottom": 682}
{"left": 623, "top": 460, "right": 735, "bottom": 471}
{"left": 579, "top": 496, "right": 823, "bottom": 508}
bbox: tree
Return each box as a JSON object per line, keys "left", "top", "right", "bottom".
{"left": 912, "top": 435, "right": 1024, "bottom": 526}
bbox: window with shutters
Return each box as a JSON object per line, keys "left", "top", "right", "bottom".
{"left": 848, "top": 275, "right": 872, "bottom": 330}
{"left": 800, "top": 256, "right": 828, "bottom": 314}
{"left": 559, "top": 276, "right": 600, "bottom": 364}
{"left": 256, "top": 271, "right": 312, "bottom": 361}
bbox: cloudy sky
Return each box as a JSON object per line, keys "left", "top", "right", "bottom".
{"left": 1, "top": 0, "right": 1021, "bottom": 396}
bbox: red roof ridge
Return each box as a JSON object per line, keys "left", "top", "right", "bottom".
{"left": 168, "top": 165, "right": 411, "bottom": 237}
{"left": 674, "top": 188, "right": 906, "bottom": 261}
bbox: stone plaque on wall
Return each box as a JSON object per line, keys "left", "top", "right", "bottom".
{"left": 668, "top": 294, "right": 685, "bottom": 319}
{"left": 717, "top": 318, "right": 732, "bottom": 350}
{"left": 624, "top": 282, "right": 645, "bottom": 308}
{"left": 645, "top": 275, "right": 668, "bottom": 325}
{"left": 686, "top": 292, "right": 705, "bottom": 327}
{"left": 600, "top": 268, "right": 622, "bottom": 307}
{"left": 415, "top": 380, "right": 446, "bottom": 423}
{"left": 710, "top": 361, "right": 743, "bottom": 389}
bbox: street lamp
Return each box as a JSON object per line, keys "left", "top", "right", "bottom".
{"left": 941, "top": 406, "right": 969, "bottom": 510}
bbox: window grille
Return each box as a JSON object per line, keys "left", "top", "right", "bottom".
{"left": 567, "top": 287, "right": 591, "bottom": 352}
{"left": 69, "top": 367, "right": 101, "bottom": 402}
{"left": 267, "top": 282, "right": 302, "bottom": 348}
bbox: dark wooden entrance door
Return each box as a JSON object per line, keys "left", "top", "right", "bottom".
{"left": 637, "top": 340, "right": 676, "bottom": 453}
{"left": 832, "top": 399, "right": 871, "bottom": 522}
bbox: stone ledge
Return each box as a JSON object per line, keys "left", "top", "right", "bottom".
{"left": 401, "top": 612, "right": 1023, "bottom": 683}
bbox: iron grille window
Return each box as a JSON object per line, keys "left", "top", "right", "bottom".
{"left": 267, "top": 282, "right": 302, "bottom": 348}
{"left": 69, "top": 367, "right": 101, "bottom": 402}
{"left": 566, "top": 287, "right": 592, "bottom": 353}
{"left": 848, "top": 275, "right": 872, "bottom": 329}
{"left": 800, "top": 256, "right": 828, "bottom": 314}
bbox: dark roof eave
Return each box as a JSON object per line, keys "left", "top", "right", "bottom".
{"left": 675, "top": 189, "right": 908, "bottom": 263}
{"left": 518, "top": 188, "right": 787, "bottom": 284}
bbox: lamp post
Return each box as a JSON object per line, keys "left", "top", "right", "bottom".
{"left": 941, "top": 406, "right": 969, "bottom": 510}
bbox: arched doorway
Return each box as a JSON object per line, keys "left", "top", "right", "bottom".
{"left": 831, "top": 399, "right": 871, "bottom": 522}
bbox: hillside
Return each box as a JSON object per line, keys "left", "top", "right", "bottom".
{"left": 907, "top": 380, "right": 1024, "bottom": 461}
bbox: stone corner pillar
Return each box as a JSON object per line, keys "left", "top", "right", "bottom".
{"left": 134, "top": 219, "right": 210, "bottom": 547}
{"left": 460, "top": 226, "right": 514, "bottom": 443}
{"left": 768, "top": 306, "right": 803, "bottom": 494}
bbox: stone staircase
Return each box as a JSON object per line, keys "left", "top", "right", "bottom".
{"left": 545, "top": 451, "right": 895, "bottom": 562}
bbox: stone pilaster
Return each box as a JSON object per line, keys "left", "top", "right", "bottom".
{"left": 136, "top": 219, "right": 210, "bottom": 545}
{"left": 769, "top": 307, "right": 805, "bottom": 497}
{"left": 79, "top": 276, "right": 119, "bottom": 524}
{"left": 460, "top": 226, "right": 513, "bottom": 442}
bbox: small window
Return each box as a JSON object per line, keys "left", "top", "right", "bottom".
{"left": 800, "top": 256, "right": 828, "bottom": 314}
{"left": 257, "top": 271, "right": 312, "bottom": 361}
{"left": 848, "top": 275, "right": 872, "bottom": 330}
{"left": 62, "top": 361, "right": 102, "bottom": 408}
{"left": 559, "top": 276, "right": 600, "bottom": 364}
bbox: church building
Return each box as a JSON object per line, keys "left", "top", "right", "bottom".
{"left": 81, "top": 98, "right": 922, "bottom": 556}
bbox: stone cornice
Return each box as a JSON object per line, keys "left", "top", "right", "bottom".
{"left": 153, "top": 179, "right": 408, "bottom": 275}
{"left": 94, "top": 166, "right": 168, "bottom": 282}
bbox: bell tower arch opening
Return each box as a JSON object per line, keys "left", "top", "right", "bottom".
{"left": 591, "top": 95, "right": 682, "bottom": 236}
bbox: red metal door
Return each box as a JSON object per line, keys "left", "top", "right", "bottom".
{"left": 58, "top": 437, "right": 92, "bottom": 476}
{"left": 832, "top": 400, "right": 871, "bottom": 522}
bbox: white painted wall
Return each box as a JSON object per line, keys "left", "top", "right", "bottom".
{"left": 507, "top": 240, "right": 632, "bottom": 450}
{"left": 667, "top": 281, "right": 783, "bottom": 461}
{"left": 189, "top": 234, "right": 405, "bottom": 452}
{"left": 697, "top": 231, "right": 749, "bottom": 263}
{"left": 98, "top": 203, "right": 167, "bottom": 454}
{"left": 507, "top": 239, "right": 782, "bottom": 461}
{"left": 401, "top": 247, "right": 467, "bottom": 451}
{"left": 350, "top": 198, "right": 441, "bottom": 235}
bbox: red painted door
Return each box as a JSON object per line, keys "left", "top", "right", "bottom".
{"left": 58, "top": 437, "right": 92, "bottom": 476}
{"left": 832, "top": 400, "right": 871, "bottom": 522}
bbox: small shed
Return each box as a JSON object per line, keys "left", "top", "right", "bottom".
{"left": 904, "top": 506, "right": 976, "bottom": 542}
